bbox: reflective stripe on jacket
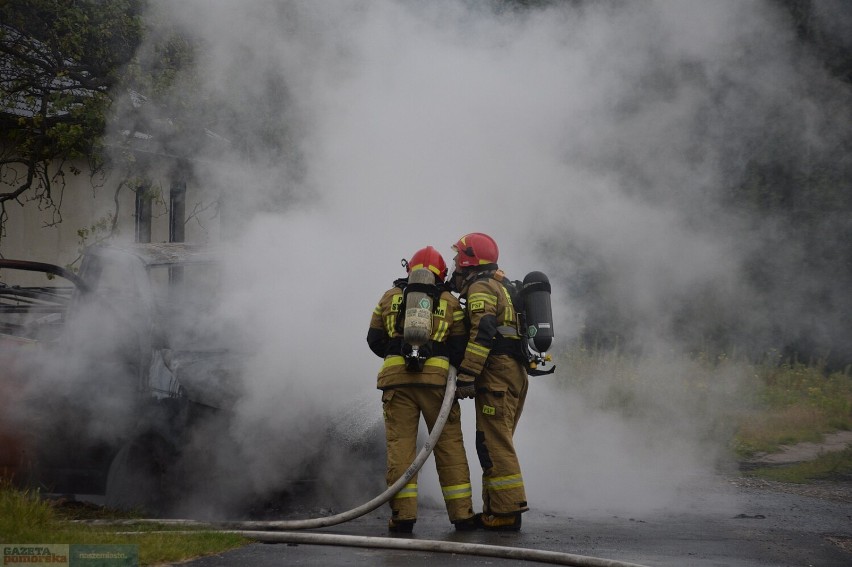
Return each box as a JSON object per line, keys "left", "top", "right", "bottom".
{"left": 367, "top": 284, "right": 467, "bottom": 389}
{"left": 458, "top": 272, "right": 524, "bottom": 377}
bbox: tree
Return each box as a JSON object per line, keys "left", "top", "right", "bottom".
{"left": 0, "top": 0, "right": 148, "bottom": 242}
{"left": 0, "top": 0, "right": 202, "bottom": 249}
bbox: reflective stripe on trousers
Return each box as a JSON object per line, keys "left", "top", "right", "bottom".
{"left": 484, "top": 474, "right": 523, "bottom": 492}
{"left": 442, "top": 482, "right": 473, "bottom": 501}
{"left": 393, "top": 483, "right": 418, "bottom": 499}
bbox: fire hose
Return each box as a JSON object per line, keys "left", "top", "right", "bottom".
{"left": 231, "top": 531, "right": 651, "bottom": 567}
{"left": 136, "top": 368, "right": 651, "bottom": 567}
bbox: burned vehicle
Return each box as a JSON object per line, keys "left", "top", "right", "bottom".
{"left": 0, "top": 260, "right": 82, "bottom": 485}
{"left": 0, "top": 243, "right": 245, "bottom": 513}
{"left": 0, "top": 242, "right": 384, "bottom": 516}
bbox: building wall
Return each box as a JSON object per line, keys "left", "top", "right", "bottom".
{"left": 0, "top": 157, "right": 219, "bottom": 268}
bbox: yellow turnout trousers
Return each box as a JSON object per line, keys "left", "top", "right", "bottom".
{"left": 474, "top": 354, "right": 530, "bottom": 516}
{"left": 382, "top": 386, "right": 474, "bottom": 523}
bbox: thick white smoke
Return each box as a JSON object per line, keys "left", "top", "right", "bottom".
{"left": 93, "top": 0, "right": 848, "bottom": 517}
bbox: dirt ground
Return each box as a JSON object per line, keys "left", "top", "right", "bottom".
{"left": 737, "top": 429, "right": 852, "bottom": 505}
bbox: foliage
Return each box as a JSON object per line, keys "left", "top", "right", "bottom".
{"left": 0, "top": 480, "right": 248, "bottom": 565}
{"left": 0, "top": 0, "right": 142, "bottom": 237}
{"left": 0, "top": 0, "right": 197, "bottom": 245}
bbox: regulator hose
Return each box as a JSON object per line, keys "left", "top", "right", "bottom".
{"left": 217, "top": 367, "right": 460, "bottom": 531}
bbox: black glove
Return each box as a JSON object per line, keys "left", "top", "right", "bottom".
{"left": 455, "top": 374, "right": 477, "bottom": 399}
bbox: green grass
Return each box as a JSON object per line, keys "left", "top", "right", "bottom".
{"left": 744, "top": 448, "right": 852, "bottom": 483}
{"left": 732, "top": 362, "right": 852, "bottom": 457}
{"left": 0, "top": 481, "right": 248, "bottom": 565}
{"left": 732, "top": 360, "right": 852, "bottom": 483}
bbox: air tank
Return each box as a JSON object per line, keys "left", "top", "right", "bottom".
{"left": 521, "top": 271, "right": 553, "bottom": 353}
{"left": 403, "top": 268, "right": 435, "bottom": 348}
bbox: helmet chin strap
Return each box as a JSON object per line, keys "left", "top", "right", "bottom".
{"left": 450, "top": 266, "right": 491, "bottom": 293}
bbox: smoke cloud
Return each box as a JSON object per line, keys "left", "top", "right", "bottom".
{"left": 18, "top": 0, "right": 847, "bottom": 518}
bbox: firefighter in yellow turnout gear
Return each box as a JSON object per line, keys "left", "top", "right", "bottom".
{"left": 451, "top": 233, "right": 529, "bottom": 532}
{"left": 367, "top": 246, "right": 478, "bottom": 533}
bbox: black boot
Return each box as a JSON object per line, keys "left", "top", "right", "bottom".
{"left": 452, "top": 514, "right": 481, "bottom": 531}
{"left": 388, "top": 518, "right": 415, "bottom": 533}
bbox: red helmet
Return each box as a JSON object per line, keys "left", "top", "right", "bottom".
{"left": 452, "top": 233, "right": 498, "bottom": 268}
{"left": 408, "top": 246, "right": 448, "bottom": 280}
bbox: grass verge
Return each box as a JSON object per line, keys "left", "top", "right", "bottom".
{"left": 744, "top": 448, "right": 852, "bottom": 483}
{"left": 0, "top": 482, "right": 248, "bottom": 566}
{"left": 732, "top": 361, "right": 852, "bottom": 457}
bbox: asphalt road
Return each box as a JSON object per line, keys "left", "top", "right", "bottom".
{"left": 179, "top": 476, "right": 852, "bottom": 567}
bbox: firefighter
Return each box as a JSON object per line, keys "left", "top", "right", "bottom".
{"left": 450, "top": 232, "right": 529, "bottom": 531}
{"left": 367, "top": 246, "right": 478, "bottom": 533}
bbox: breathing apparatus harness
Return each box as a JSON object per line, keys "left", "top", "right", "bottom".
{"left": 454, "top": 266, "right": 556, "bottom": 377}
{"left": 392, "top": 260, "right": 449, "bottom": 372}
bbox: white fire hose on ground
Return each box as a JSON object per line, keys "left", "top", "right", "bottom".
{"left": 135, "top": 368, "right": 651, "bottom": 567}
{"left": 235, "top": 530, "right": 651, "bottom": 567}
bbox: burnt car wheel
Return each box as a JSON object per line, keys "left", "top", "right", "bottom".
{"left": 104, "top": 433, "right": 176, "bottom": 516}
{"left": 309, "top": 395, "right": 387, "bottom": 509}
